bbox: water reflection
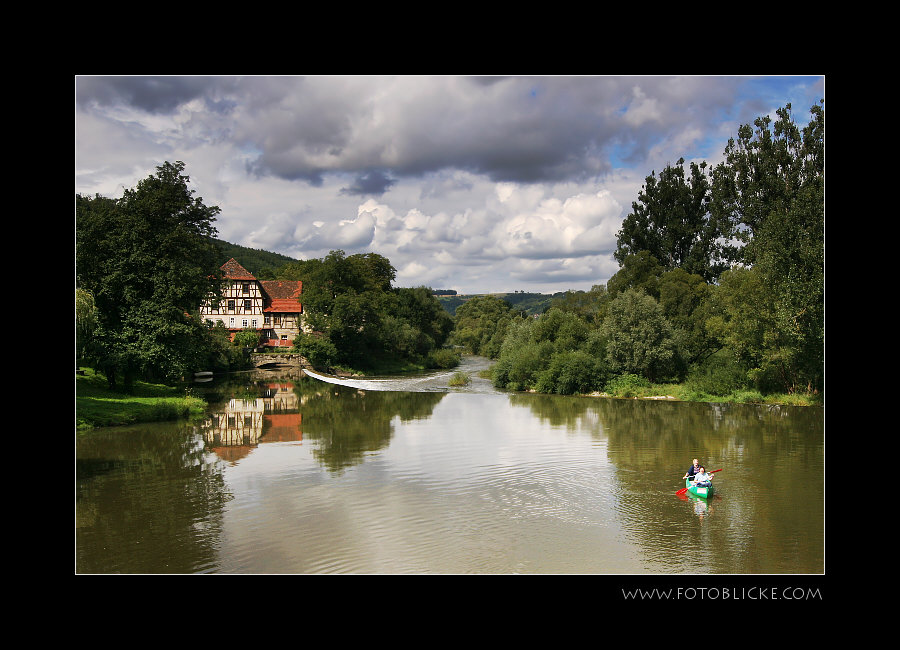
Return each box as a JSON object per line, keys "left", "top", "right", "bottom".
{"left": 75, "top": 422, "right": 229, "bottom": 574}
{"left": 77, "top": 361, "right": 824, "bottom": 574}
{"left": 202, "top": 381, "right": 303, "bottom": 463}
{"left": 198, "top": 372, "right": 448, "bottom": 473}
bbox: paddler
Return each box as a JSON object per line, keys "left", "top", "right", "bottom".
{"left": 682, "top": 458, "right": 701, "bottom": 481}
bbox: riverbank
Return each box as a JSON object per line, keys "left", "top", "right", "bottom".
{"left": 475, "top": 368, "right": 822, "bottom": 406}
{"left": 588, "top": 384, "right": 822, "bottom": 406}
{"left": 76, "top": 368, "right": 207, "bottom": 431}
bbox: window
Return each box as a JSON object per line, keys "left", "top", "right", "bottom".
{"left": 242, "top": 320, "right": 248, "bottom": 328}
{"left": 244, "top": 299, "right": 252, "bottom": 311}
{"left": 251, "top": 319, "right": 257, "bottom": 328}
{"left": 264, "top": 315, "right": 271, "bottom": 325}
{"left": 229, "top": 318, "right": 235, "bottom": 327}
{"left": 242, "top": 283, "right": 250, "bottom": 295}
{"left": 227, "top": 300, "right": 235, "bottom": 312}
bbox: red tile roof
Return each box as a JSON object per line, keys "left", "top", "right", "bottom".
{"left": 220, "top": 258, "right": 256, "bottom": 281}
{"left": 216, "top": 260, "right": 302, "bottom": 313}
{"left": 260, "top": 279, "right": 302, "bottom": 313}
{"left": 260, "top": 280, "right": 302, "bottom": 299}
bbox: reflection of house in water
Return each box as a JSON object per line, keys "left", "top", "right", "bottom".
{"left": 203, "top": 383, "right": 302, "bottom": 463}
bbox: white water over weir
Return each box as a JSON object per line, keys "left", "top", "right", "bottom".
{"left": 302, "top": 355, "right": 502, "bottom": 394}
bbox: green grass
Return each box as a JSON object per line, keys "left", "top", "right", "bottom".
{"left": 600, "top": 380, "right": 822, "bottom": 406}
{"left": 76, "top": 368, "right": 207, "bottom": 430}
{"left": 448, "top": 371, "right": 471, "bottom": 387}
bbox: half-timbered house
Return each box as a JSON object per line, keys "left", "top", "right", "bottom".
{"left": 200, "top": 258, "right": 304, "bottom": 348}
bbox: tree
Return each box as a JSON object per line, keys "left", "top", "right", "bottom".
{"left": 710, "top": 101, "right": 824, "bottom": 266}
{"left": 704, "top": 266, "right": 776, "bottom": 390}
{"left": 75, "top": 288, "right": 98, "bottom": 365}
{"left": 549, "top": 285, "right": 609, "bottom": 322}
{"left": 233, "top": 328, "right": 261, "bottom": 349}
{"left": 657, "top": 267, "right": 717, "bottom": 371}
{"left": 600, "top": 289, "right": 676, "bottom": 382}
{"left": 615, "top": 157, "right": 729, "bottom": 282}
{"left": 76, "top": 161, "right": 222, "bottom": 388}
{"left": 607, "top": 250, "right": 665, "bottom": 300}
{"left": 709, "top": 101, "right": 824, "bottom": 393}
{"left": 450, "top": 295, "right": 523, "bottom": 357}
{"left": 281, "top": 251, "right": 451, "bottom": 370}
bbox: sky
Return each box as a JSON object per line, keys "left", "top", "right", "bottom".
{"left": 74, "top": 75, "right": 824, "bottom": 295}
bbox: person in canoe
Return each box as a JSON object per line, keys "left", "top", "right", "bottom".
{"left": 682, "top": 458, "right": 701, "bottom": 481}
{"left": 693, "top": 466, "right": 714, "bottom": 488}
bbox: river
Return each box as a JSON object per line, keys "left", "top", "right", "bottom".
{"left": 75, "top": 356, "right": 824, "bottom": 575}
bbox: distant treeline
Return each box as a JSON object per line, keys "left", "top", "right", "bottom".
{"left": 449, "top": 100, "right": 824, "bottom": 399}
{"left": 436, "top": 292, "right": 561, "bottom": 316}
{"left": 212, "top": 239, "right": 295, "bottom": 276}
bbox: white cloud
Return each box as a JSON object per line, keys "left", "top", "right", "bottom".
{"left": 75, "top": 74, "right": 825, "bottom": 294}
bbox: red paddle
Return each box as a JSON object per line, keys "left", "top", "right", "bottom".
{"left": 676, "top": 468, "right": 723, "bottom": 495}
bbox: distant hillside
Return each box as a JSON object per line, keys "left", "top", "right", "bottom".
{"left": 212, "top": 239, "right": 296, "bottom": 276}
{"left": 436, "top": 291, "right": 562, "bottom": 316}
{"left": 211, "top": 240, "right": 561, "bottom": 314}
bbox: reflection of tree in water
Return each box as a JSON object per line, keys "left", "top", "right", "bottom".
{"left": 508, "top": 392, "right": 599, "bottom": 432}
{"left": 506, "top": 394, "right": 824, "bottom": 571}
{"left": 75, "top": 422, "right": 229, "bottom": 574}
{"left": 299, "top": 382, "right": 445, "bottom": 473}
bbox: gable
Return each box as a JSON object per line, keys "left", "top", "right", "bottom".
{"left": 220, "top": 258, "right": 256, "bottom": 281}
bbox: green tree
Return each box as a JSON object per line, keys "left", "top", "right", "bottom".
{"left": 709, "top": 101, "right": 824, "bottom": 393}
{"left": 600, "top": 288, "right": 676, "bottom": 382}
{"left": 491, "top": 308, "right": 609, "bottom": 394}
{"left": 657, "top": 267, "right": 718, "bottom": 372}
{"left": 710, "top": 101, "right": 824, "bottom": 265}
{"left": 75, "top": 288, "right": 98, "bottom": 365}
{"left": 615, "top": 157, "right": 729, "bottom": 282}
{"left": 392, "top": 286, "right": 455, "bottom": 356}
{"left": 233, "top": 328, "right": 261, "bottom": 349}
{"left": 281, "top": 251, "right": 451, "bottom": 370}
{"left": 451, "top": 295, "right": 523, "bottom": 357}
{"left": 76, "top": 161, "right": 222, "bottom": 389}
{"left": 607, "top": 251, "right": 665, "bottom": 300}
{"left": 535, "top": 350, "right": 609, "bottom": 395}
{"left": 549, "top": 285, "right": 609, "bottom": 322}
{"left": 294, "top": 332, "right": 339, "bottom": 368}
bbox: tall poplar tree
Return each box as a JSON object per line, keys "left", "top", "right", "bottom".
{"left": 710, "top": 102, "right": 825, "bottom": 393}
{"left": 615, "top": 157, "right": 729, "bottom": 282}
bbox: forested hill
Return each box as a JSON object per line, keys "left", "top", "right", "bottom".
{"left": 212, "top": 239, "right": 296, "bottom": 276}
{"left": 437, "top": 292, "right": 562, "bottom": 316}
{"left": 212, "top": 238, "right": 559, "bottom": 313}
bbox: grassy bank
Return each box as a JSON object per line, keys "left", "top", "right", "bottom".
{"left": 597, "top": 381, "right": 822, "bottom": 406}
{"left": 76, "top": 368, "right": 207, "bottom": 431}
{"left": 480, "top": 366, "right": 822, "bottom": 406}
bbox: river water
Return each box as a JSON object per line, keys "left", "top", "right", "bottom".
{"left": 75, "top": 356, "right": 824, "bottom": 575}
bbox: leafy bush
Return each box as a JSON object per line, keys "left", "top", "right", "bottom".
{"left": 605, "top": 373, "right": 650, "bottom": 397}
{"left": 426, "top": 348, "right": 461, "bottom": 369}
{"left": 448, "top": 371, "right": 470, "bottom": 386}
{"left": 535, "top": 350, "right": 608, "bottom": 395}
{"left": 684, "top": 349, "right": 748, "bottom": 395}
{"left": 492, "top": 341, "right": 552, "bottom": 391}
{"left": 294, "top": 333, "right": 338, "bottom": 369}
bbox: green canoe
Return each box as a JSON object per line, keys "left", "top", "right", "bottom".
{"left": 685, "top": 478, "right": 714, "bottom": 499}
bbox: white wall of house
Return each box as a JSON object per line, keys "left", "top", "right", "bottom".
{"left": 200, "top": 280, "right": 266, "bottom": 330}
